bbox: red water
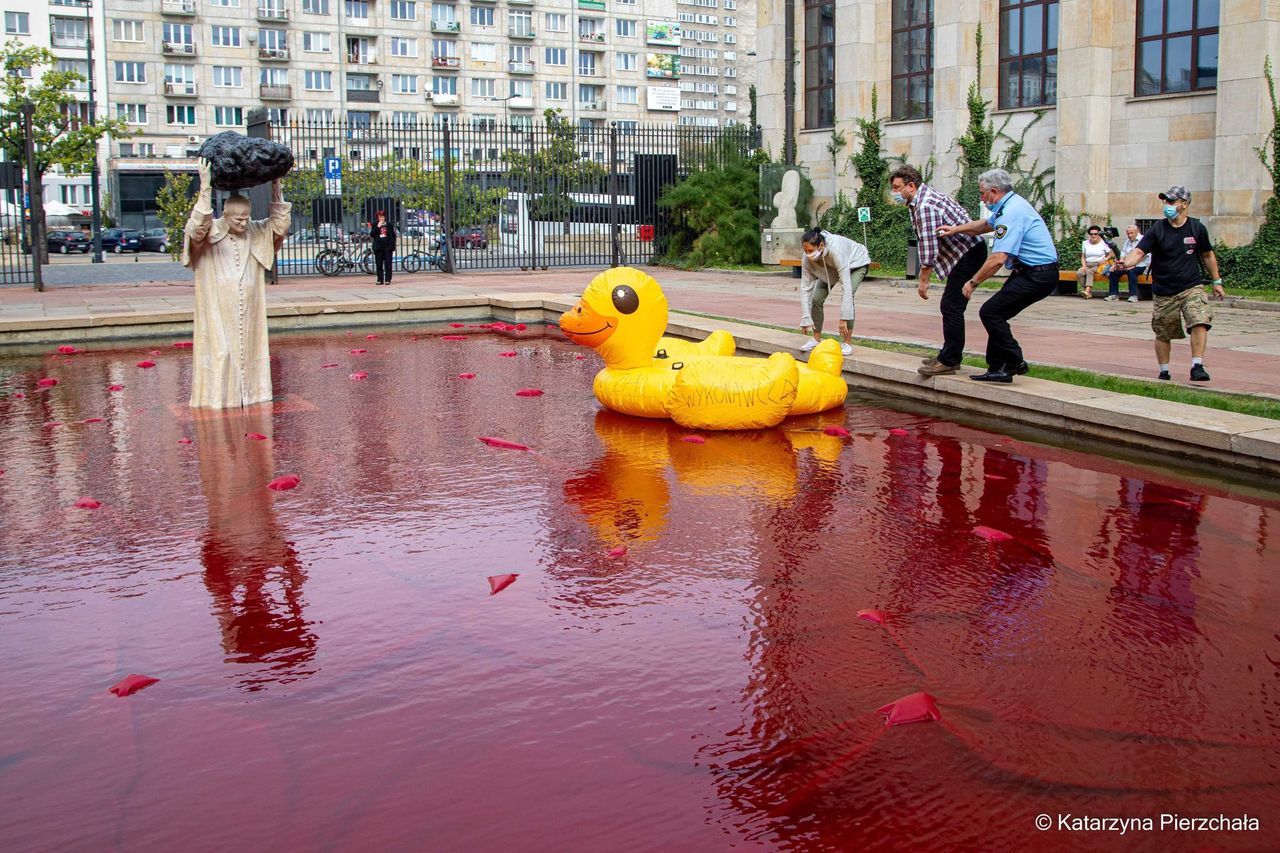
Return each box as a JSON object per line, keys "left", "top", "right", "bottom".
{"left": 1, "top": 327, "right": 1278, "bottom": 852}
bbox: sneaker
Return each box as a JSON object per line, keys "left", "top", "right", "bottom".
{"left": 1127, "top": 295, "right": 1139, "bottom": 303}
{"left": 840, "top": 343, "right": 854, "bottom": 356}
{"left": 799, "top": 338, "right": 819, "bottom": 352}
{"left": 1190, "top": 364, "right": 1211, "bottom": 382}
{"left": 1104, "top": 294, "right": 1118, "bottom": 301}
{"left": 918, "top": 360, "right": 959, "bottom": 376}
{"left": 1158, "top": 370, "right": 1171, "bottom": 381}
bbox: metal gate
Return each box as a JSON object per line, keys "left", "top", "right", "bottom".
{"left": 268, "top": 117, "right": 759, "bottom": 277}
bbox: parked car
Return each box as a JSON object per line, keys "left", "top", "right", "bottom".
{"left": 99, "top": 228, "right": 142, "bottom": 253}
{"left": 139, "top": 227, "right": 170, "bottom": 253}
{"left": 451, "top": 226, "right": 489, "bottom": 249}
{"left": 47, "top": 229, "right": 91, "bottom": 254}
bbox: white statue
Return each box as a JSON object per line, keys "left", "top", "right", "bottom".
{"left": 770, "top": 169, "right": 801, "bottom": 230}
{"left": 182, "top": 157, "right": 291, "bottom": 409}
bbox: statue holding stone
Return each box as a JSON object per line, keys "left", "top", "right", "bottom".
{"left": 183, "top": 131, "right": 294, "bottom": 409}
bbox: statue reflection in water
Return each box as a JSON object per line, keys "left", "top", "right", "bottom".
{"left": 194, "top": 407, "right": 316, "bottom": 690}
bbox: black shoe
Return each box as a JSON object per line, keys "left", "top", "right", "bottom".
{"left": 971, "top": 368, "right": 1013, "bottom": 383}
{"left": 1158, "top": 370, "right": 1170, "bottom": 381}
{"left": 375, "top": 280, "right": 383, "bottom": 286}
{"left": 1010, "top": 361, "right": 1029, "bottom": 376}
{"left": 1190, "top": 364, "right": 1210, "bottom": 382}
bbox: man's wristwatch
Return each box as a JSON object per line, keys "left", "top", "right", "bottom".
{"left": 1212, "top": 278, "right": 1223, "bottom": 286}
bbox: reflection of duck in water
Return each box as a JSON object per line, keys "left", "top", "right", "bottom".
{"left": 195, "top": 408, "right": 316, "bottom": 690}
{"left": 564, "top": 410, "right": 842, "bottom": 549}
{"left": 559, "top": 267, "right": 848, "bottom": 430}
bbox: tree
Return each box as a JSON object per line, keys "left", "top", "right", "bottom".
{"left": 953, "top": 25, "right": 995, "bottom": 217}
{"left": 505, "top": 109, "right": 606, "bottom": 234}
{"left": 659, "top": 144, "right": 759, "bottom": 268}
{"left": 155, "top": 170, "right": 195, "bottom": 258}
{"left": 0, "top": 41, "right": 130, "bottom": 258}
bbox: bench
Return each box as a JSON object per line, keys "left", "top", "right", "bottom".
{"left": 1058, "top": 267, "right": 1153, "bottom": 299}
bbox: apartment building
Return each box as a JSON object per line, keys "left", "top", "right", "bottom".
{"left": 2, "top": 0, "right": 109, "bottom": 215}
{"left": 99, "top": 0, "right": 754, "bottom": 225}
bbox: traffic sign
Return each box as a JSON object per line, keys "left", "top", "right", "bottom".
{"left": 324, "top": 157, "right": 342, "bottom": 180}
{"left": 857, "top": 207, "right": 871, "bottom": 223}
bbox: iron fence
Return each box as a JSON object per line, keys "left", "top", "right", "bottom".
{"left": 268, "top": 117, "right": 760, "bottom": 277}
{"left": 0, "top": 187, "right": 35, "bottom": 287}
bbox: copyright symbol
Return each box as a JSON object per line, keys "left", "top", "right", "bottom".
{"left": 1035, "top": 814, "right": 1053, "bottom": 831}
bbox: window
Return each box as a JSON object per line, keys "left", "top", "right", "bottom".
{"left": 214, "top": 106, "right": 244, "bottom": 126}
{"left": 113, "top": 20, "right": 144, "bottom": 42}
{"left": 210, "top": 0, "right": 241, "bottom": 6}
{"left": 891, "top": 0, "right": 932, "bottom": 120}
{"left": 305, "top": 69, "right": 333, "bottom": 90}
{"left": 617, "top": 18, "right": 637, "bottom": 37}
{"left": 163, "top": 23, "right": 194, "bottom": 46}
{"left": 433, "top": 76, "right": 457, "bottom": 94}
{"left": 546, "top": 13, "right": 567, "bottom": 32}
{"left": 268, "top": 108, "right": 288, "bottom": 124}
{"left": 346, "top": 72, "right": 373, "bottom": 91}
{"left": 392, "top": 111, "right": 417, "bottom": 127}
{"left": 578, "top": 51, "right": 598, "bottom": 76}
{"left": 546, "top": 81, "right": 567, "bottom": 100}
{"left": 510, "top": 79, "right": 532, "bottom": 98}
{"left": 998, "top": 0, "right": 1058, "bottom": 108}
{"left": 165, "top": 63, "right": 195, "bottom": 85}
{"left": 472, "top": 42, "right": 497, "bottom": 63}
{"left": 116, "top": 103, "right": 148, "bottom": 125}
{"left": 1136, "top": 0, "right": 1218, "bottom": 95}
{"left": 304, "top": 32, "right": 332, "bottom": 52}
{"left": 167, "top": 105, "right": 197, "bottom": 126}
{"left": 804, "top": 0, "right": 835, "bottom": 128}
{"left": 390, "top": 37, "right": 417, "bottom": 57}
{"left": 260, "top": 28, "right": 287, "bottom": 52}
{"left": 616, "top": 84, "right": 638, "bottom": 104}
{"left": 391, "top": 0, "right": 417, "bottom": 20}
{"left": 114, "top": 61, "right": 146, "bottom": 83}
{"left": 616, "top": 120, "right": 638, "bottom": 133}
{"left": 471, "top": 77, "right": 495, "bottom": 98}
{"left": 213, "top": 66, "right": 243, "bottom": 87}
{"left": 546, "top": 47, "right": 567, "bottom": 66}
{"left": 432, "top": 38, "right": 456, "bottom": 58}
{"left": 302, "top": 0, "right": 330, "bottom": 12}
{"left": 471, "top": 7, "right": 494, "bottom": 27}
{"left": 345, "top": 0, "right": 369, "bottom": 21}
{"left": 616, "top": 52, "right": 637, "bottom": 71}
{"left": 307, "top": 108, "right": 335, "bottom": 122}
{"left": 261, "top": 67, "right": 288, "bottom": 85}
{"left": 432, "top": 3, "right": 456, "bottom": 23}
{"left": 392, "top": 74, "right": 418, "bottom": 94}
{"left": 472, "top": 115, "right": 496, "bottom": 131}
{"left": 4, "top": 12, "right": 28, "bottom": 35}
{"left": 210, "top": 26, "right": 241, "bottom": 47}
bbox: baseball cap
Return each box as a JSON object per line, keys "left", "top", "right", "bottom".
{"left": 1158, "top": 186, "right": 1190, "bottom": 202}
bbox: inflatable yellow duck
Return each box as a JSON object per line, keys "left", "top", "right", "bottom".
{"left": 559, "top": 267, "right": 848, "bottom": 430}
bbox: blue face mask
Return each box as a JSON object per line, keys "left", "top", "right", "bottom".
{"left": 1163, "top": 205, "right": 1179, "bottom": 220}
{"left": 891, "top": 192, "right": 906, "bottom": 204}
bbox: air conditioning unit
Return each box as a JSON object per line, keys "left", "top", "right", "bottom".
{"left": 424, "top": 92, "right": 433, "bottom": 100}
{"left": 187, "top": 135, "right": 200, "bottom": 143}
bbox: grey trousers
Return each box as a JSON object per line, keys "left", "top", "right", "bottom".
{"left": 810, "top": 264, "right": 868, "bottom": 332}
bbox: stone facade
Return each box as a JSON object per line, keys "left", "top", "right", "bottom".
{"left": 757, "top": 0, "right": 1278, "bottom": 246}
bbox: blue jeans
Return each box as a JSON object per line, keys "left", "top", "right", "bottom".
{"left": 1108, "top": 267, "right": 1143, "bottom": 296}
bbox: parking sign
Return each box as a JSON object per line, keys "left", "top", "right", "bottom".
{"left": 323, "top": 157, "right": 342, "bottom": 196}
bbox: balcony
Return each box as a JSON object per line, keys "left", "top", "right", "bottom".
{"left": 164, "top": 81, "right": 198, "bottom": 96}
{"left": 508, "top": 96, "right": 534, "bottom": 110}
{"left": 257, "top": 5, "right": 289, "bottom": 21}
{"left": 508, "top": 60, "right": 535, "bottom": 74}
{"left": 161, "top": 0, "right": 197, "bottom": 14}
{"left": 347, "top": 88, "right": 381, "bottom": 103}
{"left": 508, "top": 27, "right": 535, "bottom": 39}
{"left": 576, "top": 67, "right": 600, "bottom": 78}
{"left": 578, "top": 32, "right": 605, "bottom": 44}
{"left": 162, "top": 41, "right": 198, "bottom": 57}
{"left": 431, "top": 55, "right": 461, "bottom": 69}
{"left": 430, "top": 21, "right": 460, "bottom": 34}
{"left": 581, "top": 98, "right": 606, "bottom": 111}
{"left": 50, "top": 33, "right": 89, "bottom": 50}
{"left": 508, "top": 0, "right": 533, "bottom": 4}
{"left": 260, "top": 83, "right": 292, "bottom": 99}
{"left": 428, "top": 92, "right": 459, "bottom": 106}
{"left": 259, "top": 46, "right": 290, "bottom": 60}
{"left": 347, "top": 51, "right": 376, "bottom": 64}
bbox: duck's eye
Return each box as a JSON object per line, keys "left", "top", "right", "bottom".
{"left": 611, "top": 285, "right": 640, "bottom": 315}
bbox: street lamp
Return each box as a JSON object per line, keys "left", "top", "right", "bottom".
{"left": 490, "top": 94, "right": 516, "bottom": 128}
{"left": 78, "top": 0, "right": 104, "bottom": 263}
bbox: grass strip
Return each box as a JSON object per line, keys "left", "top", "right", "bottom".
{"left": 674, "top": 310, "right": 1280, "bottom": 421}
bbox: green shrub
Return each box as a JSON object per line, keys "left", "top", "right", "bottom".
{"left": 658, "top": 148, "right": 761, "bottom": 268}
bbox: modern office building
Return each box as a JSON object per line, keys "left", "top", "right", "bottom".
{"left": 99, "top": 0, "right": 755, "bottom": 226}
{"left": 757, "top": 0, "right": 1272, "bottom": 245}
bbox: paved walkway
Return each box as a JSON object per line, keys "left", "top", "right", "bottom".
{"left": 4, "top": 267, "right": 1279, "bottom": 397}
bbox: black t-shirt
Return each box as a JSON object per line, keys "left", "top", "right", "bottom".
{"left": 1135, "top": 217, "right": 1212, "bottom": 296}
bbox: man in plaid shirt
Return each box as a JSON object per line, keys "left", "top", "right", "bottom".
{"left": 890, "top": 166, "right": 988, "bottom": 376}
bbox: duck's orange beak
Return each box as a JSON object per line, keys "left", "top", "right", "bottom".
{"left": 559, "top": 299, "right": 618, "bottom": 349}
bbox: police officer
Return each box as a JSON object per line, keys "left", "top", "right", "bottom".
{"left": 937, "top": 168, "right": 1059, "bottom": 383}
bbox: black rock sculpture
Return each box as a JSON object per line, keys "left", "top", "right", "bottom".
{"left": 197, "top": 132, "right": 295, "bottom": 191}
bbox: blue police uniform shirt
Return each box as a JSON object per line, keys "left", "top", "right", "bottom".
{"left": 988, "top": 191, "right": 1057, "bottom": 267}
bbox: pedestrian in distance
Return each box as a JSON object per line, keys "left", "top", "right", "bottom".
{"left": 370, "top": 210, "right": 396, "bottom": 286}
{"left": 889, "top": 165, "right": 989, "bottom": 377}
{"left": 1107, "top": 224, "right": 1149, "bottom": 302}
{"left": 1115, "top": 186, "right": 1225, "bottom": 382}
{"left": 1076, "top": 225, "right": 1115, "bottom": 299}
{"left": 798, "top": 228, "right": 872, "bottom": 357}
{"left": 936, "top": 168, "right": 1060, "bottom": 384}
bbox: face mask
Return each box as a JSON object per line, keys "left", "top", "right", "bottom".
{"left": 891, "top": 192, "right": 906, "bottom": 204}
{"left": 804, "top": 248, "right": 824, "bottom": 261}
{"left": 1163, "top": 205, "right": 1179, "bottom": 220}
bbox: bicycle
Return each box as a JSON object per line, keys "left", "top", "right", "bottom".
{"left": 315, "top": 236, "right": 374, "bottom": 277}
{"left": 400, "top": 234, "right": 450, "bottom": 273}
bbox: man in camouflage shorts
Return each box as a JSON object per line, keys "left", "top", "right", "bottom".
{"left": 1118, "top": 186, "right": 1224, "bottom": 382}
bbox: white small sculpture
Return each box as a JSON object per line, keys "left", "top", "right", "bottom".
{"left": 770, "top": 169, "right": 801, "bottom": 230}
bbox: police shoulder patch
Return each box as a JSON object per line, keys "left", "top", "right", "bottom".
{"left": 994, "top": 224, "right": 1008, "bottom": 239}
